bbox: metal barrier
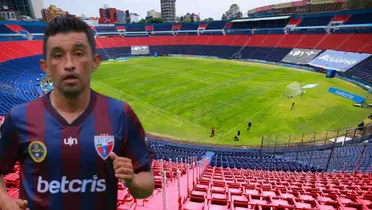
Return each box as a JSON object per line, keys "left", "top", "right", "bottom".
{"left": 261, "top": 124, "right": 372, "bottom": 153}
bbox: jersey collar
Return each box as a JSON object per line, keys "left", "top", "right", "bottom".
{"left": 43, "top": 89, "right": 97, "bottom": 127}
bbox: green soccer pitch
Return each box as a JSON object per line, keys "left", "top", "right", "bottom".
{"left": 91, "top": 57, "right": 370, "bottom": 146}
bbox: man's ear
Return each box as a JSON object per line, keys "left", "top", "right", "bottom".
{"left": 92, "top": 54, "right": 102, "bottom": 73}
{"left": 40, "top": 59, "right": 49, "bottom": 76}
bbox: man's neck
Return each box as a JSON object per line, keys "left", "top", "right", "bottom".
{"left": 50, "top": 88, "right": 91, "bottom": 114}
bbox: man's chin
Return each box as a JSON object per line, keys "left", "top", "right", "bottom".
{"left": 59, "top": 86, "right": 84, "bottom": 99}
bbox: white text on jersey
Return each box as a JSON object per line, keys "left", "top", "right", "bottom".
{"left": 64, "top": 137, "right": 78, "bottom": 146}
{"left": 37, "top": 176, "right": 106, "bottom": 194}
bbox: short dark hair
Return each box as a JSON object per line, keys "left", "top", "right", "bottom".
{"left": 43, "top": 16, "right": 96, "bottom": 60}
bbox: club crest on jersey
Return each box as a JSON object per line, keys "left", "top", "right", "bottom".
{"left": 28, "top": 141, "right": 47, "bottom": 163}
{"left": 94, "top": 135, "right": 115, "bottom": 160}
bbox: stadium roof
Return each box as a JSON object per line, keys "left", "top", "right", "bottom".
{"left": 231, "top": 16, "right": 291, "bottom": 22}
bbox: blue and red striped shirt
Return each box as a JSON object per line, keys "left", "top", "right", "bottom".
{"left": 0, "top": 90, "right": 153, "bottom": 210}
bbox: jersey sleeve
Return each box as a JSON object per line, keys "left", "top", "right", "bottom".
{"left": 121, "top": 104, "right": 153, "bottom": 174}
{"left": 0, "top": 111, "right": 20, "bottom": 175}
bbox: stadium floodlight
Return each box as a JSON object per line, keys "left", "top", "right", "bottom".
{"left": 284, "top": 82, "right": 303, "bottom": 98}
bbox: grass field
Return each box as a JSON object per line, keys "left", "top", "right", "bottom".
{"left": 91, "top": 57, "right": 370, "bottom": 146}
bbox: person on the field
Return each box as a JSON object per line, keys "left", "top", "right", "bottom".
{"left": 358, "top": 121, "right": 365, "bottom": 131}
{"left": 247, "top": 121, "right": 252, "bottom": 130}
{"left": 237, "top": 130, "right": 240, "bottom": 136}
{"left": 211, "top": 127, "right": 215, "bottom": 137}
{"left": 291, "top": 102, "right": 295, "bottom": 110}
{"left": 234, "top": 136, "right": 239, "bottom": 141}
{"left": 0, "top": 16, "right": 154, "bottom": 210}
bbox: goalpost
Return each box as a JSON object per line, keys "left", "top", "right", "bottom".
{"left": 284, "top": 82, "right": 303, "bottom": 98}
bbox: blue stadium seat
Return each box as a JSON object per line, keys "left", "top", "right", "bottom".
{"left": 278, "top": 142, "right": 372, "bottom": 173}
{"left": 95, "top": 26, "right": 117, "bottom": 33}
{"left": 20, "top": 25, "right": 45, "bottom": 33}
{"left": 0, "top": 55, "right": 44, "bottom": 115}
{"left": 124, "top": 24, "right": 145, "bottom": 32}
{"left": 180, "top": 23, "right": 199, "bottom": 31}
{"left": 0, "top": 25, "right": 15, "bottom": 34}
{"left": 346, "top": 12, "right": 372, "bottom": 25}
{"left": 299, "top": 16, "right": 333, "bottom": 26}
{"left": 205, "top": 21, "right": 227, "bottom": 30}
{"left": 154, "top": 23, "right": 173, "bottom": 31}
{"left": 340, "top": 56, "right": 372, "bottom": 85}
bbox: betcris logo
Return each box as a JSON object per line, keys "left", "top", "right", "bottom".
{"left": 328, "top": 87, "right": 365, "bottom": 103}
{"left": 37, "top": 176, "right": 106, "bottom": 194}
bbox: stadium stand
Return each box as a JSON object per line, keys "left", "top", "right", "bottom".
{"left": 5, "top": 24, "right": 26, "bottom": 33}
{"left": 123, "top": 24, "right": 146, "bottom": 32}
{"left": 154, "top": 23, "right": 174, "bottom": 32}
{"left": 1, "top": 8, "right": 372, "bottom": 209}
{"left": 278, "top": 142, "right": 372, "bottom": 173}
{"left": 341, "top": 56, "right": 372, "bottom": 84}
{"left": 297, "top": 15, "right": 333, "bottom": 27}
{"left": 0, "top": 55, "right": 44, "bottom": 115}
{"left": 205, "top": 21, "right": 227, "bottom": 30}
{"left": 345, "top": 10, "right": 372, "bottom": 25}
{"left": 0, "top": 24, "right": 15, "bottom": 34}
{"left": 183, "top": 165, "right": 372, "bottom": 210}
{"left": 95, "top": 25, "right": 118, "bottom": 33}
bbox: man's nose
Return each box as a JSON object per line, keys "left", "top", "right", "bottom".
{"left": 64, "top": 54, "right": 75, "bottom": 71}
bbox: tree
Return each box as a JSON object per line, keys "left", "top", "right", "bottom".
{"left": 137, "top": 17, "right": 163, "bottom": 24}
{"left": 221, "top": 14, "right": 228, "bottom": 20}
{"left": 203, "top": 17, "right": 214, "bottom": 22}
{"left": 138, "top": 18, "right": 147, "bottom": 24}
{"left": 149, "top": 17, "right": 163, "bottom": 23}
{"left": 223, "top": 4, "right": 243, "bottom": 20}
{"left": 347, "top": 0, "right": 372, "bottom": 9}
{"left": 184, "top": 16, "right": 192, "bottom": 22}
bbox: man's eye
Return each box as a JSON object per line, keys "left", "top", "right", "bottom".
{"left": 74, "top": 51, "right": 84, "bottom": 57}
{"left": 53, "top": 53, "right": 63, "bottom": 59}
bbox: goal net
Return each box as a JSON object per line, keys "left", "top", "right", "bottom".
{"left": 284, "top": 82, "right": 303, "bottom": 98}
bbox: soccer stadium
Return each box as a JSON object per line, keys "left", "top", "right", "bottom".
{"left": 1, "top": 0, "right": 372, "bottom": 209}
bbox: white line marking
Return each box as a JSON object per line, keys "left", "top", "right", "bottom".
{"left": 217, "top": 100, "right": 243, "bottom": 109}
{"left": 92, "top": 80, "right": 210, "bottom": 132}
{"left": 225, "top": 96, "right": 283, "bottom": 135}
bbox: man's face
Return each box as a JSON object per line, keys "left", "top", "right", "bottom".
{"left": 40, "top": 32, "right": 101, "bottom": 98}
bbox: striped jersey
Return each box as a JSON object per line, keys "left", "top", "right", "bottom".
{"left": 0, "top": 89, "right": 153, "bottom": 210}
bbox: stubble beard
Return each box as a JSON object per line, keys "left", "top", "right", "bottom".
{"left": 58, "top": 82, "right": 85, "bottom": 99}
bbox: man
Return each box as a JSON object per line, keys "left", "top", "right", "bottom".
{"left": 234, "top": 136, "right": 239, "bottom": 141}
{"left": 247, "top": 121, "right": 252, "bottom": 130}
{"left": 0, "top": 17, "right": 154, "bottom": 210}
{"left": 291, "top": 102, "right": 295, "bottom": 110}
{"left": 210, "top": 127, "right": 215, "bottom": 137}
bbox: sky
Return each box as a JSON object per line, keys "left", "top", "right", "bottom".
{"left": 43, "top": 0, "right": 294, "bottom": 20}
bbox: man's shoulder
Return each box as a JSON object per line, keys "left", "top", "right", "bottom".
{"left": 7, "top": 96, "right": 44, "bottom": 123}
{"left": 95, "top": 91, "right": 132, "bottom": 114}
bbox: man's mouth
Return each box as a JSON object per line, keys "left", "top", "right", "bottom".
{"left": 63, "top": 74, "right": 79, "bottom": 83}
{"left": 64, "top": 74, "right": 78, "bottom": 79}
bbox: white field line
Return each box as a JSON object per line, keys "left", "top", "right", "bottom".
{"left": 92, "top": 80, "right": 210, "bottom": 132}
{"left": 217, "top": 100, "right": 243, "bottom": 109}
{"left": 225, "top": 96, "right": 284, "bottom": 135}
